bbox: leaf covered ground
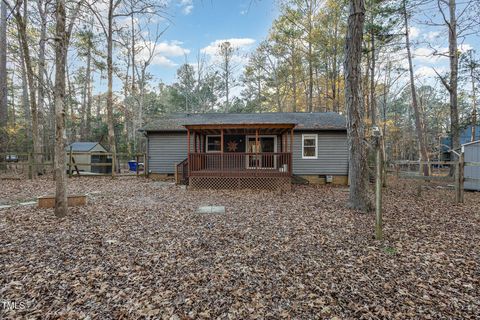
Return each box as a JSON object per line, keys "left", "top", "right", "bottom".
{"left": 0, "top": 177, "right": 479, "bottom": 319}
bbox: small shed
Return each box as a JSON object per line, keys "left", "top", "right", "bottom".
{"left": 66, "top": 142, "right": 110, "bottom": 174}
{"left": 462, "top": 140, "right": 480, "bottom": 191}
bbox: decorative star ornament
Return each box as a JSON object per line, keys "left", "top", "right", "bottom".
{"left": 227, "top": 140, "right": 238, "bottom": 152}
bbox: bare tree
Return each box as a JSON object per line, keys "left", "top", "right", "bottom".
{"left": 87, "top": 0, "right": 163, "bottom": 173}
{"left": 53, "top": 0, "right": 83, "bottom": 217}
{"left": 433, "top": 0, "right": 475, "bottom": 156}
{"left": 344, "top": 0, "right": 371, "bottom": 212}
{"left": 403, "top": 0, "right": 429, "bottom": 176}
{"left": 218, "top": 41, "right": 236, "bottom": 112}
{"left": 6, "top": 0, "right": 43, "bottom": 175}
{"left": 0, "top": 0, "right": 7, "bottom": 147}
{"left": 466, "top": 50, "right": 478, "bottom": 141}
{"left": 54, "top": 0, "right": 68, "bottom": 217}
{"left": 133, "top": 24, "right": 164, "bottom": 151}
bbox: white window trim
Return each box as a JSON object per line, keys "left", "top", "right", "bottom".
{"left": 206, "top": 135, "right": 222, "bottom": 153}
{"left": 302, "top": 134, "right": 318, "bottom": 159}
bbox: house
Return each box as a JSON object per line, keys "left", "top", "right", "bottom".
{"left": 65, "top": 142, "right": 110, "bottom": 174}
{"left": 462, "top": 140, "right": 480, "bottom": 191}
{"left": 140, "top": 112, "right": 348, "bottom": 190}
{"left": 440, "top": 125, "right": 480, "bottom": 161}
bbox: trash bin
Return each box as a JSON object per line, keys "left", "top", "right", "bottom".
{"left": 128, "top": 161, "right": 137, "bottom": 171}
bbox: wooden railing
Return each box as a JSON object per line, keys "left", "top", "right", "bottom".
{"left": 188, "top": 152, "right": 292, "bottom": 177}
{"left": 175, "top": 158, "right": 189, "bottom": 184}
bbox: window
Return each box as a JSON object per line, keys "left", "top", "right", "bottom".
{"left": 206, "top": 135, "right": 221, "bottom": 152}
{"left": 302, "top": 134, "right": 318, "bottom": 159}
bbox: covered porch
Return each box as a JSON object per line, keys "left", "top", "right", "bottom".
{"left": 178, "top": 123, "right": 295, "bottom": 190}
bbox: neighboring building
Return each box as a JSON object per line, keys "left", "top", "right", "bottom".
{"left": 462, "top": 140, "right": 480, "bottom": 191}
{"left": 65, "top": 142, "right": 110, "bottom": 173}
{"left": 141, "top": 112, "right": 348, "bottom": 190}
{"left": 441, "top": 125, "right": 480, "bottom": 161}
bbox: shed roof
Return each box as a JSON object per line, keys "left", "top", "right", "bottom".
{"left": 141, "top": 112, "right": 347, "bottom": 132}
{"left": 66, "top": 142, "right": 106, "bottom": 152}
{"left": 462, "top": 140, "right": 480, "bottom": 147}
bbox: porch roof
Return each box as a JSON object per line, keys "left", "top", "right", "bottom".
{"left": 141, "top": 112, "right": 347, "bottom": 133}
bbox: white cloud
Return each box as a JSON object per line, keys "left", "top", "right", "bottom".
{"left": 415, "top": 66, "right": 447, "bottom": 78}
{"left": 183, "top": 4, "right": 193, "bottom": 14}
{"left": 151, "top": 56, "right": 178, "bottom": 67}
{"left": 409, "top": 26, "right": 420, "bottom": 39}
{"left": 459, "top": 43, "right": 473, "bottom": 53}
{"left": 425, "top": 31, "right": 440, "bottom": 41}
{"left": 178, "top": 0, "right": 193, "bottom": 15}
{"left": 135, "top": 40, "right": 190, "bottom": 68}
{"left": 200, "top": 38, "right": 256, "bottom": 56}
{"left": 156, "top": 40, "right": 190, "bottom": 57}
{"left": 413, "top": 47, "right": 447, "bottom": 64}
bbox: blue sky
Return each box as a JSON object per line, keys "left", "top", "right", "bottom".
{"left": 100, "top": 0, "right": 479, "bottom": 96}
{"left": 145, "top": 0, "right": 279, "bottom": 85}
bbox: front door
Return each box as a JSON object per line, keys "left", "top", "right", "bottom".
{"left": 246, "top": 136, "right": 277, "bottom": 169}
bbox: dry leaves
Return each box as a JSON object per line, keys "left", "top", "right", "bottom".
{"left": 0, "top": 177, "right": 479, "bottom": 319}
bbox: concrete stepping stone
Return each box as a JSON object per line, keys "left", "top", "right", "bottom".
{"left": 19, "top": 201, "right": 37, "bottom": 206}
{"left": 0, "top": 205, "right": 12, "bottom": 210}
{"left": 196, "top": 206, "right": 225, "bottom": 214}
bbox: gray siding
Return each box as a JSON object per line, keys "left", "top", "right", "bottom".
{"left": 148, "top": 132, "right": 191, "bottom": 174}
{"left": 464, "top": 142, "right": 480, "bottom": 191}
{"left": 147, "top": 130, "right": 348, "bottom": 175}
{"left": 292, "top": 131, "right": 348, "bottom": 175}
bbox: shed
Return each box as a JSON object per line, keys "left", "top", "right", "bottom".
{"left": 462, "top": 140, "right": 480, "bottom": 191}
{"left": 65, "top": 142, "right": 110, "bottom": 173}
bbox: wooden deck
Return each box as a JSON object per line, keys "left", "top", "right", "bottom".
{"left": 189, "top": 152, "right": 292, "bottom": 177}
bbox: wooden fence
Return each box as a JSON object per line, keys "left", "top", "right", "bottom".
{"left": 393, "top": 157, "right": 480, "bottom": 203}
{"left": 0, "top": 152, "right": 147, "bottom": 178}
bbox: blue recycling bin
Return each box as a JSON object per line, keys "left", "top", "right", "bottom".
{"left": 128, "top": 161, "right": 137, "bottom": 171}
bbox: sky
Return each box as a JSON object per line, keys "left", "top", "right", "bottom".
{"left": 142, "top": 0, "right": 279, "bottom": 85}
{"left": 100, "top": 0, "right": 479, "bottom": 96}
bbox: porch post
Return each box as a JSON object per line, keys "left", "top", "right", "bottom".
{"left": 290, "top": 128, "right": 294, "bottom": 174}
{"left": 256, "top": 128, "right": 259, "bottom": 174}
{"left": 193, "top": 131, "right": 197, "bottom": 153}
{"left": 187, "top": 128, "right": 191, "bottom": 176}
{"left": 221, "top": 128, "right": 224, "bottom": 174}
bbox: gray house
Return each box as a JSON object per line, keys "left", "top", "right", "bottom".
{"left": 462, "top": 140, "right": 480, "bottom": 191}
{"left": 141, "top": 112, "right": 348, "bottom": 189}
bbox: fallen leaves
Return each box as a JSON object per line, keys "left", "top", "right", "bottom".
{"left": 0, "top": 177, "right": 479, "bottom": 319}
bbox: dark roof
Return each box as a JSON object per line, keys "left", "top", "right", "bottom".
{"left": 66, "top": 142, "right": 106, "bottom": 152}
{"left": 141, "top": 112, "right": 346, "bottom": 132}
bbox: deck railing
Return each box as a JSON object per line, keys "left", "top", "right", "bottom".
{"left": 188, "top": 152, "right": 292, "bottom": 177}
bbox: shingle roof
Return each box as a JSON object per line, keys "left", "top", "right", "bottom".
{"left": 66, "top": 142, "right": 103, "bottom": 152}
{"left": 141, "top": 112, "right": 346, "bottom": 132}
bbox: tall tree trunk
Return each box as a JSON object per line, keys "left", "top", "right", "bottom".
{"left": 291, "top": 50, "right": 297, "bottom": 112}
{"left": 107, "top": 0, "right": 117, "bottom": 175}
{"left": 14, "top": 2, "right": 42, "bottom": 175}
{"left": 81, "top": 30, "right": 93, "bottom": 141}
{"left": 18, "top": 36, "right": 31, "bottom": 142}
{"left": 344, "top": 0, "right": 371, "bottom": 212}
{"left": 448, "top": 0, "right": 460, "bottom": 154}
{"left": 0, "top": 0, "right": 7, "bottom": 149}
{"left": 332, "top": 20, "right": 339, "bottom": 113}
{"left": 370, "top": 29, "right": 376, "bottom": 125}
{"left": 468, "top": 51, "right": 477, "bottom": 142}
{"left": 54, "top": 0, "right": 68, "bottom": 217}
{"left": 37, "top": 0, "right": 47, "bottom": 156}
{"left": 307, "top": 4, "right": 313, "bottom": 113}
{"left": 403, "top": 0, "right": 429, "bottom": 176}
